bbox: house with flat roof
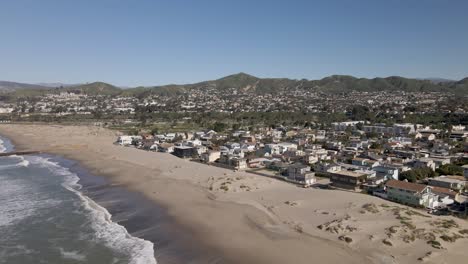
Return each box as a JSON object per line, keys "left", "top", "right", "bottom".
{"left": 173, "top": 146, "right": 195, "bottom": 159}
{"left": 373, "top": 165, "right": 399, "bottom": 180}
{"left": 284, "top": 163, "right": 316, "bottom": 186}
{"left": 449, "top": 130, "right": 468, "bottom": 141}
{"left": 428, "top": 176, "right": 466, "bottom": 191}
{"left": 200, "top": 150, "right": 221, "bottom": 163}
{"left": 330, "top": 170, "right": 367, "bottom": 190}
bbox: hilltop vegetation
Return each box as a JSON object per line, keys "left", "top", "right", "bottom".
{"left": 61, "top": 82, "right": 121, "bottom": 96}
{"left": 2, "top": 73, "right": 468, "bottom": 100}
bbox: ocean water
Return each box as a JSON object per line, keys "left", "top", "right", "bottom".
{"left": 0, "top": 137, "right": 157, "bottom": 264}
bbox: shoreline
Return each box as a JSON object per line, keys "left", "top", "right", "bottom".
{"left": 0, "top": 136, "right": 225, "bottom": 264}
{"left": 2, "top": 124, "right": 468, "bottom": 264}
{"left": 55, "top": 154, "right": 223, "bottom": 264}
{"left": 0, "top": 125, "right": 367, "bottom": 264}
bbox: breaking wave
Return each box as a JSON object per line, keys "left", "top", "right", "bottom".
{"left": 27, "top": 156, "right": 157, "bottom": 264}
{"left": 0, "top": 138, "right": 6, "bottom": 153}
{"left": 0, "top": 176, "right": 59, "bottom": 227}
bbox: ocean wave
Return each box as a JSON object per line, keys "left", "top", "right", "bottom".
{"left": 0, "top": 176, "right": 60, "bottom": 227}
{"left": 0, "top": 158, "right": 30, "bottom": 170}
{"left": 0, "top": 138, "right": 6, "bottom": 153}
{"left": 78, "top": 193, "right": 157, "bottom": 264}
{"left": 58, "top": 247, "right": 87, "bottom": 261}
{"left": 27, "top": 156, "right": 82, "bottom": 190}
{"left": 27, "top": 156, "right": 157, "bottom": 264}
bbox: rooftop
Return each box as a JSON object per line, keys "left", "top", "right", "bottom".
{"left": 333, "top": 170, "right": 367, "bottom": 178}
{"left": 429, "top": 176, "right": 466, "bottom": 184}
{"left": 386, "top": 180, "right": 427, "bottom": 193}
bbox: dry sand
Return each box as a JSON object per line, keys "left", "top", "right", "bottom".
{"left": 1, "top": 124, "right": 468, "bottom": 264}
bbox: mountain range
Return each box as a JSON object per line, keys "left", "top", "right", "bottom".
{"left": 1, "top": 73, "right": 468, "bottom": 97}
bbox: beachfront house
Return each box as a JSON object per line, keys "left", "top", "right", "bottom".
{"left": 173, "top": 146, "right": 195, "bottom": 159}
{"left": 385, "top": 180, "right": 439, "bottom": 208}
{"left": 330, "top": 170, "right": 367, "bottom": 191}
{"left": 200, "top": 150, "right": 221, "bottom": 163}
{"left": 218, "top": 154, "right": 248, "bottom": 170}
{"left": 231, "top": 157, "right": 247, "bottom": 170}
{"left": 284, "top": 163, "right": 316, "bottom": 186}
{"left": 116, "top": 135, "right": 134, "bottom": 146}
{"left": 158, "top": 143, "right": 175, "bottom": 153}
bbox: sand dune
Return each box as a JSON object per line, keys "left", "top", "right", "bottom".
{"left": 1, "top": 124, "right": 467, "bottom": 264}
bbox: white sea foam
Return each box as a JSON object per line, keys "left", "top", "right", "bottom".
{"left": 0, "top": 160, "right": 30, "bottom": 170}
{"left": 0, "top": 174, "right": 59, "bottom": 227}
{"left": 27, "top": 156, "right": 157, "bottom": 264}
{"left": 58, "top": 247, "right": 87, "bottom": 261}
{"left": 0, "top": 138, "right": 6, "bottom": 153}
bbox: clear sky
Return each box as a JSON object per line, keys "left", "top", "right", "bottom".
{"left": 1, "top": 0, "right": 467, "bottom": 86}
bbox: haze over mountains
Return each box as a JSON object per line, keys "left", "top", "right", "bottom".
{"left": 1, "top": 73, "right": 467, "bottom": 96}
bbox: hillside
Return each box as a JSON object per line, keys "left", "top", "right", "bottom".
{"left": 135, "top": 73, "right": 468, "bottom": 96}
{"left": 0, "top": 81, "right": 48, "bottom": 92}
{"left": 3, "top": 73, "right": 468, "bottom": 98}
{"left": 62, "top": 82, "right": 121, "bottom": 95}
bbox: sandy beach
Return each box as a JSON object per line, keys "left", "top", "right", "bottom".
{"left": 1, "top": 124, "right": 468, "bottom": 264}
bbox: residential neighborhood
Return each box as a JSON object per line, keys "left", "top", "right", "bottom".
{"left": 116, "top": 120, "right": 468, "bottom": 218}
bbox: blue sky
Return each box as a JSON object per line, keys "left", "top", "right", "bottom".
{"left": 1, "top": 0, "right": 467, "bottom": 86}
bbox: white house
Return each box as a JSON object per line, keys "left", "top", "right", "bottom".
{"left": 201, "top": 151, "right": 221, "bottom": 163}
{"left": 116, "top": 135, "right": 135, "bottom": 146}
{"left": 385, "top": 180, "right": 439, "bottom": 208}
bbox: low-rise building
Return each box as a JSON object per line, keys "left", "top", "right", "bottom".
{"left": 385, "top": 180, "right": 438, "bottom": 208}
{"left": 449, "top": 131, "right": 468, "bottom": 141}
{"left": 200, "top": 150, "right": 221, "bottom": 163}
{"left": 218, "top": 155, "right": 247, "bottom": 170}
{"left": 285, "top": 163, "right": 316, "bottom": 186}
{"left": 173, "top": 146, "right": 195, "bottom": 159}
{"left": 413, "top": 158, "right": 436, "bottom": 171}
{"left": 373, "top": 165, "right": 399, "bottom": 180}
{"left": 428, "top": 176, "right": 466, "bottom": 191}
{"left": 158, "top": 143, "right": 174, "bottom": 153}
{"left": 330, "top": 170, "right": 367, "bottom": 190}
{"left": 116, "top": 135, "right": 135, "bottom": 146}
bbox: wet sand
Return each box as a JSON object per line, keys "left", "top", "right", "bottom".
{"left": 56, "top": 155, "right": 223, "bottom": 264}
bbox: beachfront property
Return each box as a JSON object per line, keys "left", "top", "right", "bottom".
{"left": 173, "top": 146, "right": 195, "bottom": 159}
{"left": 217, "top": 155, "right": 247, "bottom": 170}
{"left": 200, "top": 150, "right": 221, "bottom": 163}
{"left": 112, "top": 120, "right": 468, "bottom": 215}
{"left": 385, "top": 180, "right": 439, "bottom": 208}
{"left": 283, "top": 163, "right": 316, "bottom": 186}
{"left": 158, "top": 143, "right": 175, "bottom": 153}
{"left": 116, "top": 135, "right": 140, "bottom": 146}
{"left": 329, "top": 170, "right": 367, "bottom": 190}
